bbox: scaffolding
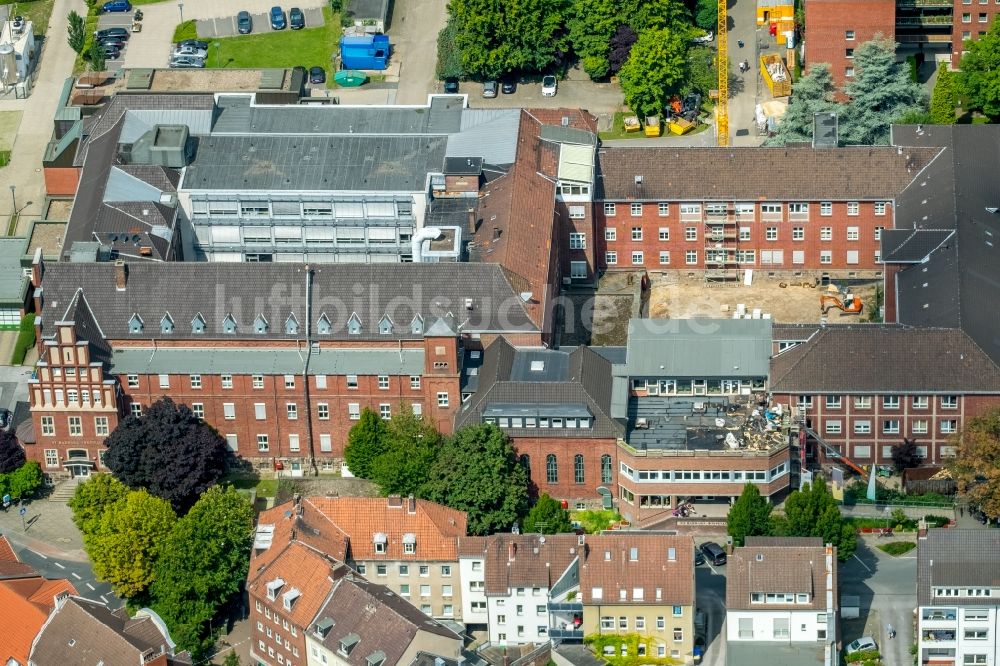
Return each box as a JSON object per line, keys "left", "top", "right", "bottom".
{"left": 704, "top": 202, "right": 742, "bottom": 282}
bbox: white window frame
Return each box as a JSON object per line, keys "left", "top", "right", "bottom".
{"left": 604, "top": 203, "right": 617, "bottom": 216}
{"left": 569, "top": 232, "right": 586, "bottom": 250}
{"left": 631, "top": 203, "right": 643, "bottom": 217}
{"left": 605, "top": 228, "right": 617, "bottom": 241}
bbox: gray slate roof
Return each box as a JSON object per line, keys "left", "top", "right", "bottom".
{"left": 880, "top": 229, "right": 955, "bottom": 263}
{"left": 38, "top": 261, "right": 537, "bottom": 342}
{"left": 917, "top": 529, "right": 1000, "bottom": 606}
{"left": 769, "top": 325, "right": 1000, "bottom": 393}
{"left": 595, "top": 145, "right": 939, "bottom": 201}
{"left": 622, "top": 318, "right": 772, "bottom": 378}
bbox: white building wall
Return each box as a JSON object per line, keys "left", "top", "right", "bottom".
{"left": 726, "top": 610, "right": 828, "bottom": 642}
{"left": 487, "top": 588, "right": 551, "bottom": 646}
{"left": 917, "top": 604, "right": 1000, "bottom": 666}
{"left": 459, "top": 556, "right": 488, "bottom": 625}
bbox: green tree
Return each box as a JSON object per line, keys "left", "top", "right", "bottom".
{"left": 419, "top": 424, "right": 528, "bottom": 535}
{"left": 449, "top": 0, "right": 569, "bottom": 78}
{"left": 841, "top": 35, "right": 927, "bottom": 145}
{"left": 223, "top": 654, "right": 242, "bottom": 666}
{"left": 627, "top": 0, "right": 691, "bottom": 32}
{"left": 151, "top": 486, "right": 254, "bottom": 658}
{"left": 88, "top": 41, "right": 106, "bottom": 73}
{"left": 949, "top": 408, "right": 1000, "bottom": 520}
{"left": 694, "top": 0, "right": 718, "bottom": 31}
{"left": 959, "top": 22, "right": 1000, "bottom": 119}
{"left": 765, "top": 63, "right": 838, "bottom": 145}
{"left": 618, "top": 28, "right": 688, "bottom": 118}
{"left": 775, "top": 478, "right": 856, "bottom": 561}
{"left": 727, "top": 483, "right": 772, "bottom": 547}
{"left": 69, "top": 474, "right": 129, "bottom": 535}
{"left": 370, "top": 408, "right": 442, "bottom": 496}
{"left": 67, "top": 10, "right": 86, "bottom": 54}
{"left": 344, "top": 408, "right": 388, "bottom": 479}
{"left": 930, "top": 63, "right": 957, "bottom": 124}
{"left": 523, "top": 494, "right": 573, "bottom": 534}
{"left": 3, "top": 461, "right": 43, "bottom": 501}
{"left": 435, "top": 20, "right": 464, "bottom": 80}
{"left": 567, "top": 0, "right": 620, "bottom": 79}
{"left": 684, "top": 45, "right": 717, "bottom": 97}
{"left": 87, "top": 490, "right": 177, "bottom": 599}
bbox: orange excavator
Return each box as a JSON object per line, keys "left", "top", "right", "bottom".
{"left": 819, "top": 285, "right": 863, "bottom": 315}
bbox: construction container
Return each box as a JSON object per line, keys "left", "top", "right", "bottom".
{"left": 668, "top": 116, "right": 695, "bottom": 135}
{"left": 623, "top": 115, "right": 642, "bottom": 133}
{"left": 644, "top": 115, "right": 661, "bottom": 137}
{"left": 760, "top": 53, "right": 791, "bottom": 97}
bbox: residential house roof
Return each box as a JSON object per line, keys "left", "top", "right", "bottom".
{"left": 28, "top": 597, "right": 191, "bottom": 666}
{"left": 247, "top": 540, "right": 345, "bottom": 630}
{"left": 621, "top": 318, "right": 772, "bottom": 378}
{"left": 879, "top": 229, "right": 955, "bottom": 263}
{"left": 312, "top": 575, "right": 461, "bottom": 666}
{"left": 917, "top": 529, "right": 1000, "bottom": 607}
{"left": 0, "top": 567, "right": 76, "bottom": 666}
{"left": 726, "top": 538, "right": 837, "bottom": 612}
{"left": 454, "top": 338, "right": 625, "bottom": 439}
{"left": 579, "top": 534, "right": 695, "bottom": 606}
{"left": 0, "top": 535, "right": 17, "bottom": 562}
{"left": 769, "top": 325, "right": 1000, "bottom": 393}
{"left": 482, "top": 534, "right": 580, "bottom": 595}
{"left": 456, "top": 536, "right": 489, "bottom": 558}
{"left": 35, "top": 260, "right": 537, "bottom": 344}
{"left": 594, "top": 145, "right": 939, "bottom": 201}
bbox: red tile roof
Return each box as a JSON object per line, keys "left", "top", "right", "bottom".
{"left": 247, "top": 540, "right": 345, "bottom": 628}
{"left": 0, "top": 535, "right": 18, "bottom": 562}
{"left": 0, "top": 574, "right": 77, "bottom": 666}
{"left": 579, "top": 534, "right": 695, "bottom": 606}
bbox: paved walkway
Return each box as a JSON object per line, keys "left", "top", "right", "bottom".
{"left": 0, "top": 487, "right": 88, "bottom": 561}
{"left": 0, "top": 0, "right": 86, "bottom": 233}
{"left": 389, "top": 0, "right": 448, "bottom": 105}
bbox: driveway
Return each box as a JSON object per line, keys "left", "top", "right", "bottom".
{"left": 96, "top": 10, "right": 136, "bottom": 74}
{"left": 123, "top": 0, "right": 327, "bottom": 69}
{"left": 696, "top": 556, "right": 727, "bottom": 666}
{"left": 389, "top": 0, "right": 448, "bottom": 104}
{"left": 465, "top": 76, "right": 623, "bottom": 114}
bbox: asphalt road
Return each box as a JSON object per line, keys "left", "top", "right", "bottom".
{"left": 12, "top": 542, "right": 121, "bottom": 608}
{"left": 696, "top": 546, "right": 728, "bottom": 666}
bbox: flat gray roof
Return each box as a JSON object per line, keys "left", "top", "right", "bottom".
{"left": 0, "top": 237, "right": 29, "bottom": 305}
{"left": 213, "top": 99, "right": 465, "bottom": 135}
{"left": 624, "top": 318, "right": 772, "bottom": 378}
{"left": 183, "top": 134, "right": 448, "bottom": 192}
{"left": 726, "top": 642, "right": 828, "bottom": 666}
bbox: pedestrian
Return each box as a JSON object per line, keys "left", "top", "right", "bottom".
{"left": 743, "top": 60, "right": 750, "bottom": 72}
{"left": 887, "top": 624, "right": 895, "bottom": 639}
{"left": 959, "top": 506, "right": 964, "bottom": 517}
{"left": 738, "top": 39, "right": 744, "bottom": 48}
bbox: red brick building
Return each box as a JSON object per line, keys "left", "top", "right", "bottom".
{"left": 24, "top": 259, "right": 539, "bottom": 479}
{"left": 804, "top": 0, "right": 896, "bottom": 90}
{"left": 770, "top": 325, "right": 1000, "bottom": 467}
{"left": 589, "top": 146, "right": 939, "bottom": 282}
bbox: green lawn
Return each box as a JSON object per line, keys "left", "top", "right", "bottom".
{"left": 17, "top": 0, "right": 56, "bottom": 36}
{"left": 192, "top": 7, "right": 339, "bottom": 81}
{"left": 0, "top": 111, "right": 22, "bottom": 152}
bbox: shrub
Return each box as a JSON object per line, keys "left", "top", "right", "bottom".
{"left": 172, "top": 20, "right": 198, "bottom": 43}
{"left": 878, "top": 541, "right": 916, "bottom": 556}
{"left": 10, "top": 313, "right": 36, "bottom": 365}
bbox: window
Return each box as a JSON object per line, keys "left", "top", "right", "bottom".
{"left": 318, "top": 403, "right": 329, "bottom": 420}
{"left": 44, "top": 449, "right": 58, "bottom": 466}
{"left": 223, "top": 403, "right": 236, "bottom": 420}
{"left": 792, "top": 227, "right": 804, "bottom": 241}
{"left": 658, "top": 203, "right": 669, "bottom": 216}
{"left": 846, "top": 48, "right": 854, "bottom": 59}
{"left": 773, "top": 618, "right": 790, "bottom": 639}
{"left": 127, "top": 374, "right": 139, "bottom": 388}
{"left": 760, "top": 203, "right": 782, "bottom": 219}
{"left": 964, "top": 629, "right": 988, "bottom": 640}
{"left": 847, "top": 201, "right": 859, "bottom": 216}
{"left": 286, "top": 403, "right": 298, "bottom": 420}
{"left": 941, "top": 396, "right": 958, "bottom": 409}
{"left": 631, "top": 251, "right": 644, "bottom": 265}
{"left": 820, "top": 251, "right": 832, "bottom": 264}
{"left": 826, "top": 395, "right": 842, "bottom": 409}
{"left": 546, "top": 454, "right": 558, "bottom": 484}
{"left": 346, "top": 375, "right": 358, "bottom": 389}
{"left": 847, "top": 226, "right": 859, "bottom": 241}
{"left": 188, "top": 374, "right": 202, "bottom": 390}
{"left": 569, "top": 233, "right": 586, "bottom": 249}
{"left": 380, "top": 404, "right": 392, "bottom": 419}
{"left": 847, "top": 250, "right": 859, "bottom": 264}
{"left": 409, "top": 375, "right": 421, "bottom": 390}
{"left": 604, "top": 203, "right": 617, "bottom": 216}
{"left": 845, "top": 30, "right": 855, "bottom": 39}
{"left": 912, "top": 420, "right": 929, "bottom": 434}
{"left": 252, "top": 375, "right": 264, "bottom": 389}
{"left": 845, "top": 67, "right": 855, "bottom": 78}
{"left": 940, "top": 419, "right": 958, "bottom": 434}
{"left": 825, "top": 420, "right": 842, "bottom": 435}
{"left": 348, "top": 403, "right": 360, "bottom": 420}
{"left": 673, "top": 628, "right": 683, "bottom": 642}
{"left": 605, "top": 251, "right": 617, "bottom": 265}
{"left": 571, "top": 261, "right": 588, "bottom": 279}
{"left": 875, "top": 202, "right": 887, "bottom": 216}
{"left": 376, "top": 375, "right": 390, "bottom": 390}
{"left": 788, "top": 202, "right": 808, "bottom": 218}
{"left": 963, "top": 11, "right": 973, "bottom": 21}
{"left": 257, "top": 434, "right": 269, "bottom": 452}
{"left": 685, "top": 227, "right": 698, "bottom": 241}
{"left": 67, "top": 416, "right": 82, "bottom": 436}
{"left": 254, "top": 404, "right": 266, "bottom": 420}
{"left": 765, "top": 227, "right": 778, "bottom": 241}
{"left": 226, "top": 434, "right": 238, "bottom": 451}
{"left": 437, "top": 392, "right": 449, "bottom": 407}
{"left": 288, "top": 434, "right": 300, "bottom": 452}
{"left": 284, "top": 374, "right": 295, "bottom": 389}
{"left": 41, "top": 416, "right": 55, "bottom": 436}
{"left": 221, "top": 374, "right": 233, "bottom": 389}
{"left": 659, "top": 227, "right": 670, "bottom": 241}
{"left": 964, "top": 657, "right": 987, "bottom": 665}
{"left": 854, "top": 420, "right": 871, "bottom": 434}
{"left": 574, "top": 454, "right": 585, "bottom": 484}
{"left": 883, "top": 396, "right": 900, "bottom": 409}
{"left": 854, "top": 396, "right": 871, "bottom": 409}
{"left": 883, "top": 420, "right": 900, "bottom": 434}
{"left": 980, "top": 11, "right": 988, "bottom": 21}
{"left": 605, "top": 228, "right": 617, "bottom": 241}
{"left": 659, "top": 251, "right": 670, "bottom": 265}
{"left": 820, "top": 227, "right": 833, "bottom": 241}
{"left": 631, "top": 226, "right": 643, "bottom": 241}
{"left": 685, "top": 250, "right": 697, "bottom": 265}
{"left": 568, "top": 205, "right": 586, "bottom": 219}
{"left": 739, "top": 227, "right": 751, "bottom": 241}
{"left": 631, "top": 203, "right": 642, "bottom": 216}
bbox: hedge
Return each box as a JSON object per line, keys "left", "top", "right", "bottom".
{"left": 10, "top": 313, "right": 36, "bottom": 365}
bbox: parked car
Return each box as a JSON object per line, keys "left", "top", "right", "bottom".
{"left": 482, "top": 80, "right": 497, "bottom": 98}
{"left": 309, "top": 66, "right": 326, "bottom": 84}
{"left": 169, "top": 55, "right": 205, "bottom": 68}
{"left": 691, "top": 30, "right": 713, "bottom": 44}
{"left": 699, "top": 541, "right": 727, "bottom": 566}
{"left": 541, "top": 75, "right": 557, "bottom": 96}
{"left": 269, "top": 6, "right": 286, "bottom": 29}
{"left": 844, "top": 637, "right": 878, "bottom": 656}
{"left": 237, "top": 10, "right": 253, "bottom": 34}
{"left": 694, "top": 548, "right": 705, "bottom": 566}
{"left": 96, "top": 27, "right": 129, "bottom": 40}
{"left": 443, "top": 77, "right": 459, "bottom": 93}
{"left": 101, "top": 0, "right": 131, "bottom": 12}
{"left": 99, "top": 37, "right": 126, "bottom": 51}
{"left": 177, "top": 39, "right": 209, "bottom": 50}
{"left": 501, "top": 76, "right": 517, "bottom": 94}
{"left": 289, "top": 7, "right": 305, "bottom": 29}
{"left": 173, "top": 45, "right": 208, "bottom": 58}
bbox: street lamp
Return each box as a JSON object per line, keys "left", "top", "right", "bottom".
{"left": 177, "top": 2, "right": 184, "bottom": 24}
{"left": 9, "top": 185, "right": 15, "bottom": 215}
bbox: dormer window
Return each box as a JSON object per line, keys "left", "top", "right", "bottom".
{"left": 347, "top": 313, "right": 362, "bottom": 336}
{"left": 223, "top": 314, "right": 237, "bottom": 334}
{"left": 339, "top": 633, "right": 360, "bottom": 657}
{"left": 265, "top": 577, "right": 285, "bottom": 601}
{"left": 378, "top": 315, "right": 393, "bottom": 335}
{"left": 160, "top": 314, "right": 174, "bottom": 334}
{"left": 282, "top": 587, "right": 300, "bottom": 611}
{"left": 373, "top": 532, "right": 387, "bottom": 554}
{"left": 410, "top": 314, "right": 423, "bottom": 335}
{"left": 191, "top": 313, "right": 206, "bottom": 334}
{"left": 317, "top": 313, "right": 332, "bottom": 335}
{"left": 285, "top": 314, "right": 299, "bottom": 335}
{"left": 254, "top": 314, "right": 268, "bottom": 334}
{"left": 128, "top": 314, "right": 143, "bottom": 334}
{"left": 366, "top": 651, "right": 386, "bottom": 666}
{"left": 403, "top": 533, "right": 416, "bottom": 554}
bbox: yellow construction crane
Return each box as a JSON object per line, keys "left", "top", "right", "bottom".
{"left": 716, "top": 0, "right": 729, "bottom": 146}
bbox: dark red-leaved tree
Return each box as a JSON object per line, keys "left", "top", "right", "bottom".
{"left": 0, "top": 430, "right": 26, "bottom": 474}
{"left": 608, "top": 25, "right": 638, "bottom": 74}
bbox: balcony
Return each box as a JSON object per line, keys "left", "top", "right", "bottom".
{"left": 897, "top": 33, "right": 953, "bottom": 42}
{"left": 548, "top": 627, "right": 584, "bottom": 642}
{"left": 897, "top": 0, "right": 951, "bottom": 7}
{"left": 549, "top": 602, "right": 583, "bottom": 612}
{"left": 896, "top": 15, "right": 953, "bottom": 25}
{"left": 921, "top": 629, "right": 956, "bottom": 642}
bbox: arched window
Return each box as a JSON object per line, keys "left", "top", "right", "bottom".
{"left": 520, "top": 454, "right": 531, "bottom": 479}
{"left": 546, "top": 454, "right": 558, "bottom": 484}
{"left": 574, "top": 454, "right": 585, "bottom": 484}
{"left": 601, "top": 454, "right": 612, "bottom": 484}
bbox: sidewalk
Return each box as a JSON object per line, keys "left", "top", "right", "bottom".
{"left": 0, "top": 489, "right": 88, "bottom": 561}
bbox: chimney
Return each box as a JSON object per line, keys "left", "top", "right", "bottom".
{"left": 293, "top": 493, "right": 301, "bottom": 506}
{"left": 918, "top": 518, "right": 928, "bottom": 539}
{"left": 114, "top": 260, "right": 127, "bottom": 291}
{"left": 30, "top": 247, "right": 43, "bottom": 288}
{"left": 492, "top": 227, "right": 501, "bottom": 241}
{"left": 508, "top": 542, "right": 517, "bottom": 561}
{"left": 467, "top": 209, "right": 477, "bottom": 234}
{"left": 407, "top": 495, "right": 416, "bottom": 514}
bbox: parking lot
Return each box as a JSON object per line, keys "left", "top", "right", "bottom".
{"left": 195, "top": 6, "right": 323, "bottom": 39}
{"left": 95, "top": 9, "right": 137, "bottom": 72}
